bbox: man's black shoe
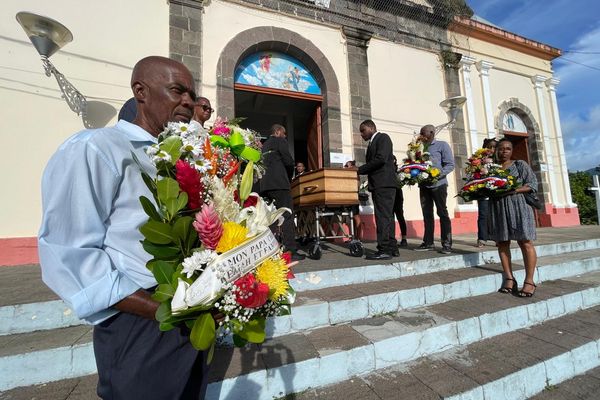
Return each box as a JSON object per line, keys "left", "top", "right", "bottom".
{"left": 439, "top": 245, "right": 452, "bottom": 254}
{"left": 391, "top": 249, "right": 400, "bottom": 257}
{"left": 290, "top": 251, "right": 306, "bottom": 261}
{"left": 399, "top": 239, "right": 408, "bottom": 248}
{"left": 414, "top": 243, "right": 434, "bottom": 251}
{"left": 366, "top": 251, "right": 392, "bottom": 260}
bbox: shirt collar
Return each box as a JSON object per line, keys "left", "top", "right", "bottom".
{"left": 116, "top": 120, "right": 158, "bottom": 143}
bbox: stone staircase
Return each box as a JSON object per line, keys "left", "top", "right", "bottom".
{"left": 2, "top": 226, "right": 600, "bottom": 400}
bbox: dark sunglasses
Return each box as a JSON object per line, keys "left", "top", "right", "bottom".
{"left": 200, "top": 104, "right": 214, "bottom": 113}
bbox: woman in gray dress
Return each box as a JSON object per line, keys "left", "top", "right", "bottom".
{"left": 488, "top": 138, "right": 538, "bottom": 297}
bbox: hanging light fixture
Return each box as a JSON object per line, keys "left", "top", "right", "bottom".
{"left": 435, "top": 96, "right": 466, "bottom": 134}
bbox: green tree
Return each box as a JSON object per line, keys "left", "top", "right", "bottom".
{"left": 569, "top": 171, "right": 598, "bottom": 225}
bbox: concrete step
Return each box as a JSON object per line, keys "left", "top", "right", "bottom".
{"left": 292, "top": 305, "right": 600, "bottom": 400}
{"left": 0, "top": 375, "right": 98, "bottom": 400}
{"left": 531, "top": 365, "right": 600, "bottom": 399}
{"left": 3, "top": 238, "right": 600, "bottom": 336}
{"left": 204, "top": 273, "right": 600, "bottom": 399}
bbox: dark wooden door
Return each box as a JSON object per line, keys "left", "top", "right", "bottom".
{"left": 306, "top": 105, "right": 322, "bottom": 171}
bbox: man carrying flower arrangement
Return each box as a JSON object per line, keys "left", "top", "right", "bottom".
{"left": 38, "top": 56, "right": 211, "bottom": 399}
{"left": 415, "top": 124, "right": 455, "bottom": 254}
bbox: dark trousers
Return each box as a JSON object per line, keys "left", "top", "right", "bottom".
{"left": 477, "top": 199, "right": 489, "bottom": 241}
{"left": 372, "top": 187, "right": 398, "bottom": 253}
{"left": 262, "top": 189, "right": 297, "bottom": 251}
{"left": 419, "top": 184, "right": 452, "bottom": 246}
{"left": 393, "top": 188, "right": 407, "bottom": 237}
{"left": 94, "top": 312, "right": 209, "bottom": 400}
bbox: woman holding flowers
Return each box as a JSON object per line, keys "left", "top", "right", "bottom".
{"left": 488, "top": 138, "right": 539, "bottom": 297}
{"left": 476, "top": 138, "right": 497, "bottom": 247}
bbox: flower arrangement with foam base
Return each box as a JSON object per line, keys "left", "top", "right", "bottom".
{"left": 457, "top": 147, "right": 519, "bottom": 202}
{"left": 136, "top": 120, "right": 295, "bottom": 360}
{"left": 397, "top": 136, "right": 440, "bottom": 187}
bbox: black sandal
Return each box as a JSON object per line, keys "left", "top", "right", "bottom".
{"left": 498, "top": 278, "right": 518, "bottom": 295}
{"left": 519, "top": 281, "right": 537, "bottom": 298}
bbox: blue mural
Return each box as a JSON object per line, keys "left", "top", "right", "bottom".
{"left": 234, "top": 52, "right": 322, "bottom": 95}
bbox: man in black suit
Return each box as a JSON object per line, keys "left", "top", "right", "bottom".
{"left": 357, "top": 120, "right": 398, "bottom": 260}
{"left": 260, "top": 124, "right": 305, "bottom": 261}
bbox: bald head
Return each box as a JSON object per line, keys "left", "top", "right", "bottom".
{"left": 419, "top": 124, "right": 436, "bottom": 144}
{"left": 131, "top": 56, "right": 196, "bottom": 136}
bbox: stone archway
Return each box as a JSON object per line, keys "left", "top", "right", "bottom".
{"left": 495, "top": 98, "right": 549, "bottom": 202}
{"left": 216, "top": 27, "right": 342, "bottom": 166}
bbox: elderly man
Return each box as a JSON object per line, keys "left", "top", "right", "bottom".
{"left": 415, "top": 124, "right": 455, "bottom": 254}
{"left": 357, "top": 119, "right": 398, "bottom": 260}
{"left": 38, "top": 56, "right": 210, "bottom": 399}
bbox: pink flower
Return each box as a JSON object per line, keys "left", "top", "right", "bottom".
{"left": 211, "top": 117, "right": 231, "bottom": 136}
{"left": 192, "top": 204, "right": 223, "bottom": 250}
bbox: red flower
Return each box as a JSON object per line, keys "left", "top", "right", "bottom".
{"left": 243, "top": 194, "right": 259, "bottom": 208}
{"left": 175, "top": 160, "right": 203, "bottom": 210}
{"left": 234, "top": 274, "right": 269, "bottom": 308}
{"left": 497, "top": 180, "right": 507, "bottom": 187}
{"left": 280, "top": 252, "right": 295, "bottom": 278}
{"left": 473, "top": 173, "right": 481, "bottom": 179}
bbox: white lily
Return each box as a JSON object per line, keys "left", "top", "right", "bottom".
{"left": 237, "top": 195, "right": 289, "bottom": 237}
{"left": 171, "top": 278, "right": 190, "bottom": 314}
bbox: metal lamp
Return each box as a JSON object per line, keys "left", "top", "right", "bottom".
{"left": 16, "top": 12, "right": 89, "bottom": 126}
{"left": 435, "top": 96, "right": 466, "bottom": 134}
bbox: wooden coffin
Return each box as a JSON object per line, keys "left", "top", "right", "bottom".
{"left": 291, "top": 168, "right": 359, "bottom": 208}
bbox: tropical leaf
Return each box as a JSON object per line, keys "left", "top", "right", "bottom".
{"left": 142, "top": 240, "right": 181, "bottom": 260}
{"left": 161, "top": 136, "right": 183, "bottom": 164}
{"left": 139, "top": 196, "right": 162, "bottom": 221}
{"left": 140, "top": 221, "right": 174, "bottom": 244}
{"left": 157, "top": 177, "right": 180, "bottom": 204}
{"left": 190, "top": 313, "right": 216, "bottom": 351}
{"left": 152, "top": 283, "right": 175, "bottom": 302}
{"left": 153, "top": 261, "right": 176, "bottom": 285}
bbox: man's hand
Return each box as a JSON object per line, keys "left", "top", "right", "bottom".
{"left": 114, "top": 289, "right": 160, "bottom": 320}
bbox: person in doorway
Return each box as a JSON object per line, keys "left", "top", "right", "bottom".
{"left": 294, "top": 161, "right": 307, "bottom": 178}
{"left": 415, "top": 124, "right": 455, "bottom": 254}
{"left": 357, "top": 120, "right": 398, "bottom": 260}
{"left": 38, "top": 56, "right": 212, "bottom": 399}
{"left": 260, "top": 124, "right": 305, "bottom": 261}
{"left": 392, "top": 155, "right": 408, "bottom": 247}
{"left": 192, "top": 96, "right": 214, "bottom": 128}
{"left": 344, "top": 160, "right": 363, "bottom": 241}
{"left": 476, "top": 138, "right": 498, "bottom": 248}
{"left": 488, "top": 138, "right": 539, "bottom": 297}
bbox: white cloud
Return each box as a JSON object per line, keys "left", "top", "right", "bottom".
{"left": 562, "top": 105, "right": 600, "bottom": 171}
{"left": 555, "top": 25, "right": 600, "bottom": 84}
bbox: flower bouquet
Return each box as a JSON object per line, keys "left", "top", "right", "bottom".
{"left": 397, "top": 137, "right": 441, "bottom": 187}
{"left": 136, "top": 119, "right": 295, "bottom": 359}
{"left": 457, "top": 148, "right": 519, "bottom": 202}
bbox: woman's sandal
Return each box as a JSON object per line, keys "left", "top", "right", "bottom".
{"left": 498, "top": 278, "right": 518, "bottom": 295}
{"left": 519, "top": 281, "right": 537, "bottom": 298}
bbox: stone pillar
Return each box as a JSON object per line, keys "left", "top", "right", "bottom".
{"left": 169, "top": 0, "right": 203, "bottom": 90}
{"left": 342, "top": 26, "right": 373, "bottom": 164}
{"left": 476, "top": 60, "right": 496, "bottom": 139}
{"left": 459, "top": 55, "right": 478, "bottom": 154}
{"left": 546, "top": 78, "right": 575, "bottom": 207}
{"left": 532, "top": 75, "right": 560, "bottom": 207}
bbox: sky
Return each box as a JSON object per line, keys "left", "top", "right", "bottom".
{"left": 466, "top": 0, "right": 600, "bottom": 172}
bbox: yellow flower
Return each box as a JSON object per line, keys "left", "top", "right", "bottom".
{"left": 216, "top": 222, "right": 248, "bottom": 253}
{"left": 430, "top": 168, "right": 440, "bottom": 177}
{"left": 255, "top": 256, "right": 290, "bottom": 301}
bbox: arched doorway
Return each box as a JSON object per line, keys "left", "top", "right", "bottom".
{"left": 234, "top": 51, "right": 323, "bottom": 170}
{"left": 216, "top": 27, "right": 342, "bottom": 167}
{"left": 501, "top": 110, "right": 531, "bottom": 163}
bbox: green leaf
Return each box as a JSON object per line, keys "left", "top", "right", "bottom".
{"left": 173, "top": 216, "right": 194, "bottom": 244}
{"left": 185, "top": 226, "right": 199, "bottom": 254}
{"left": 185, "top": 319, "right": 196, "bottom": 330}
{"left": 239, "top": 161, "right": 254, "bottom": 202}
{"left": 238, "top": 317, "right": 266, "bottom": 344}
{"left": 160, "top": 136, "right": 183, "bottom": 164}
{"left": 155, "top": 302, "right": 172, "bottom": 322}
{"left": 141, "top": 171, "right": 158, "bottom": 197}
{"left": 232, "top": 334, "right": 248, "bottom": 347}
{"left": 278, "top": 304, "right": 291, "bottom": 316}
{"left": 153, "top": 261, "right": 176, "bottom": 284}
{"left": 142, "top": 240, "right": 181, "bottom": 260}
{"left": 190, "top": 313, "right": 216, "bottom": 351}
{"left": 152, "top": 284, "right": 175, "bottom": 302}
{"left": 139, "top": 196, "right": 162, "bottom": 221}
{"left": 157, "top": 177, "right": 180, "bottom": 204}
{"left": 159, "top": 322, "right": 176, "bottom": 331}
{"left": 207, "top": 340, "right": 215, "bottom": 365}
{"left": 140, "top": 220, "right": 174, "bottom": 244}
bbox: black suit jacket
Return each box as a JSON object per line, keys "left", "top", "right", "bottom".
{"left": 259, "top": 136, "right": 295, "bottom": 192}
{"left": 358, "top": 132, "right": 397, "bottom": 190}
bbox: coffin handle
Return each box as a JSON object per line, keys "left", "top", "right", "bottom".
{"left": 303, "top": 185, "right": 318, "bottom": 192}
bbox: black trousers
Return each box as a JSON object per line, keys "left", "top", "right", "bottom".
{"left": 477, "top": 199, "right": 489, "bottom": 241}
{"left": 419, "top": 184, "right": 452, "bottom": 246}
{"left": 261, "top": 189, "right": 297, "bottom": 251}
{"left": 393, "top": 188, "right": 407, "bottom": 237}
{"left": 372, "top": 187, "right": 398, "bottom": 253}
{"left": 94, "top": 312, "right": 209, "bottom": 400}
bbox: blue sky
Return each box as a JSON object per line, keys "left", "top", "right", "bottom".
{"left": 467, "top": 0, "right": 600, "bottom": 171}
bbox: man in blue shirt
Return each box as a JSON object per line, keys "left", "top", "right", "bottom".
{"left": 39, "top": 56, "right": 209, "bottom": 399}
{"left": 415, "top": 124, "right": 455, "bottom": 254}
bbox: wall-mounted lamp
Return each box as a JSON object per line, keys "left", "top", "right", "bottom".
{"left": 435, "top": 96, "right": 466, "bottom": 134}
{"left": 16, "top": 11, "right": 90, "bottom": 127}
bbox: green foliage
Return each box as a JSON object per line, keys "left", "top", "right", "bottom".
{"left": 190, "top": 313, "right": 216, "bottom": 351}
{"left": 569, "top": 172, "right": 598, "bottom": 225}
{"left": 237, "top": 317, "right": 266, "bottom": 344}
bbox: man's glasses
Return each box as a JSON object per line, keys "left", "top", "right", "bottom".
{"left": 200, "top": 104, "right": 214, "bottom": 113}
